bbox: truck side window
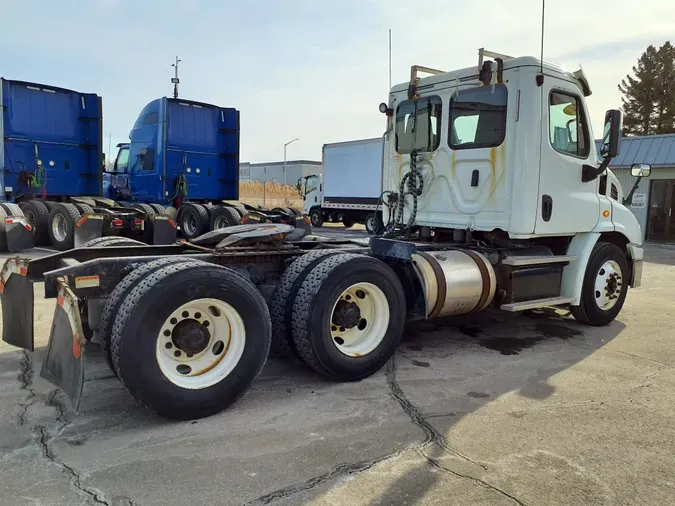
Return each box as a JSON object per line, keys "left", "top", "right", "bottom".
{"left": 395, "top": 96, "right": 442, "bottom": 154}
{"left": 549, "top": 92, "right": 589, "bottom": 158}
{"left": 448, "top": 85, "right": 507, "bottom": 149}
{"left": 305, "top": 176, "right": 318, "bottom": 194}
{"left": 143, "top": 112, "right": 159, "bottom": 125}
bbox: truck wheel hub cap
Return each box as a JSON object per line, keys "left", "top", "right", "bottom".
{"left": 594, "top": 260, "right": 623, "bottom": 310}
{"left": 329, "top": 282, "right": 389, "bottom": 358}
{"left": 155, "top": 298, "right": 246, "bottom": 389}
{"left": 172, "top": 320, "right": 210, "bottom": 355}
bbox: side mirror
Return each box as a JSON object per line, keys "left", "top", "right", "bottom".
{"left": 631, "top": 163, "right": 651, "bottom": 178}
{"left": 600, "top": 109, "right": 622, "bottom": 159}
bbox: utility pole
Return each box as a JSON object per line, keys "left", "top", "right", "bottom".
{"left": 171, "top": 56, "right": 181, "bottom": 99}
{"left": 284, "top": 138, "right": 299, "bottom": 186}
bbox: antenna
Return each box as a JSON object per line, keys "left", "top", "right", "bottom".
{"left": 171, "top": 56, "right": 181, "bottom": 98}
{"left": 536, "top": 0, "right": 545, "bottom": 86}
{"left": 388, "top": 29, "right": 392, "bottom": 90}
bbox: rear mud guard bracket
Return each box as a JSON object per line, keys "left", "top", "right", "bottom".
{"left": 40, "top": 278, "right": 87, "bottom": 410}
{"left": 0, "top": 258, "right": 34, "bottom": 350}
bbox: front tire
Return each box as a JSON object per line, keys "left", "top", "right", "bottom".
{"left": 309, "top": 208, "right": 324, "bottom": 228}
{"left": 110, "top": 262, "right": 271, "bottom": 419}
{"left": 292, "top": 254, "right": 406, "bottom": 381}
{"left": 571, "top": 242, "right": 629, "bottom": 326}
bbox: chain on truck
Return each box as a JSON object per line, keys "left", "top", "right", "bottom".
{"left": 0, "top": 49, "right": 648, "bottom": 420}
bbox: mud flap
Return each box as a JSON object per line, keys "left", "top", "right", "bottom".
{"left": 74, "top": 215, "right": 105, "bottom": 248}
{"left": 0, "top": 258, "right": 34, "bottom": 350}
{"left": 41, "top": 280, "right": 86, "bottom": 410}
{"left": 152, "top": 215, "right": 177, "bottom": 245}
{"left": 286, "top": 216, "right": 312, "bottom": 242}
{"left": 4, "top": 217, "right": 35, "bottom": 252}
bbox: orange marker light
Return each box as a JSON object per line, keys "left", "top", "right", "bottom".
{"left": 603, "top": 210, "right": 610, "bottom": 218}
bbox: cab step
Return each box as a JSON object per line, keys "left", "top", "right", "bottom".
{"left": 500, "top": 296, "right": 575, "bottom": 312}
{"left": 502, "top": 255, "right": 576, "bottom": 266}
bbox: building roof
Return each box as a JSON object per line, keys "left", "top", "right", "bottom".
{"left": 595, "top": 134, "right": 675, "bottom": 169}
{"left": 244, "top": 160, "right": 322, "bottom": 168}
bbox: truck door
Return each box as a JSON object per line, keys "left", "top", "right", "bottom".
{"left": 303, "top": 174, "right": 321, "bottom": 214}
{"left": 535, "top": 83, "right": 599, "bottom": 234}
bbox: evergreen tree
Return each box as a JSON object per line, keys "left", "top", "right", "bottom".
{"left": 618, "top": 41, "right": 675, "bottom": 136}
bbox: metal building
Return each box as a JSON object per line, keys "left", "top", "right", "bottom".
{"left": 239, "top": 160, "right": 322, "bottom": 186}
{"left": 597, "top": 134, "right": 675, "bottom": 242}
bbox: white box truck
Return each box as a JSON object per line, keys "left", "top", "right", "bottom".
{"left": 300, "top": 137, "right": 384, "bottom": 234}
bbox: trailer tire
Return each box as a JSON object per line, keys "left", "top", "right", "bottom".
{"left": 269, "top": 250, "right": 341, "bottom": 357}
{"left": 98, "top": 258, "right": 205, "bottom": 376}
{"left": 110, "top": 262, "right": 271, "bottom": 419}
{"left": 0, "top": 203, "right": 25, "bottom": 218}
{"left": 570, "top": 242, "right": 629, "bottom": 326}
{"left": 292, "top": 254, "right": 405, "bottom": 381}
{"left": 149, "top": 204, "right": 167, "bottom": 215}
{"left": 309, "top": 208, "right": 324, "bottom": 228}
{"left": 209, "top": 206, "right": 241, "bottom": 230}
{"left": 20, "top": 200, "right": 50, "bottom": 245}
{"left": 48, "top": 203, "right": 82, "bottom": 250}
{"left": 81, "top": 236, "right": 144, "bottom": 248}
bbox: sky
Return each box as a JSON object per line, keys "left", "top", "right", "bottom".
{"left": 1, "top": 0, "right": 673, "bottom": 164}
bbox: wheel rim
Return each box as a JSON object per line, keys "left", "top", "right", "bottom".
{"left": 24, "top": 210, "right": 36, "bottom": 233}
{"left": 366, "top": 217, "right": 375, "bottom": 232}
{"left": 155, "top": 298, "right": 246, "bottom": 389}
{"left": 329, "top": 282, "right": 389, "bottom": 357}
{"left": 52, "top": 213, "right": 68, "bottom": 242}
{"left": 213, "top": 215, "right": 229, "bottom": 229}
{"left": 183, "top": 213, "right": 197, "bottom": 236}
{"left": 594, "top": 260, "right": 623, "bottom": 310}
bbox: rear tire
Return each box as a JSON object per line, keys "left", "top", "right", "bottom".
{"left": 48, "top": 203, "right": 82, "bottom": 250}
{"left": 110, "top": 262, "right": 271, "bottom": 419}
{"left": 72, "top": 203, "right": 94, "bottom": 215}
{"left": 179, "top": 203, "right": 209, "bottom": 239}
{"left": 129, "top": 203, "right": 156, "bottom": 216}
{"left": 269, "top": 250, "right": 340, "bottom": 357}
{"left": 570, "top": 242, "right": 629, "bottom": 326}
{"left": 0, "top": 203, "right": 24, "bottom": 217}
{"left": 209, "top": 206, "right": 241, "bottom": 230}
{"left": 81, "top": 236, "right": 144, "bottom": 248}
{"left": 342, "top": 217, "right": 355, "bottom": 229}
{"left": 20, "top": 200, "right": 50, "bottom": 246}
{"left": 149, "top": 204, "right": 167, "bottom": 215}
{"left": 292, "top": 254, "right": 406, "bottom": 381}
{"left": 98, "top": 258, "right": 205, "bottom": 376}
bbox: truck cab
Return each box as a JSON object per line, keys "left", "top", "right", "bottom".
{"left": 105, "top": 97, "right": 240, "bottom": 207}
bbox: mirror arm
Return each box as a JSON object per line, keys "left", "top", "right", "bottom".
{"left": 582, "top": 157, "right": 611, "bottom": 183}
{"left": 623, "top": 176, "right": 642, "bottom": 206}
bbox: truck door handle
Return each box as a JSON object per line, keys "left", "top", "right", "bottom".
{"left": 542, "top": 195, "right": 553, "bottom": 222}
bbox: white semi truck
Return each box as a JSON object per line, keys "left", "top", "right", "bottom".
{"left": 1, "top": 49, "right": 646, "bottom": 421}
{"left": 300, "top": 137, "right": 385, "bottom": 234}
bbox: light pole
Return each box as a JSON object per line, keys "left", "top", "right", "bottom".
{"left": 283, "top": 137, "right": 299, "bottom": 186}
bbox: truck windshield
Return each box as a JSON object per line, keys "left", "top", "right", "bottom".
{"left": 305, "top": 175, "right": 318, "bottom": 194}
{"left": 395, "top": 96, "right": 442, "bottom": 154}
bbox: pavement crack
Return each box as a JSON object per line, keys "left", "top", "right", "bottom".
{"left": 422, "top": 449, "right": 526, "bottom": 506}
{"left": 385, "top": 356, "right": 488, "bottom": 472}
{"left": 35, "top": 425, "right": 110, "bottom": 506}
{"left": 18, "top": 350, "right": 37, "bottom": 427}
{"left": 243, "top": 452, "right": 401, "bottom": 505}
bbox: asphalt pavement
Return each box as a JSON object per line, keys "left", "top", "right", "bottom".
{"left": 0, "top": 241, "right": 673, "bottom": 505}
